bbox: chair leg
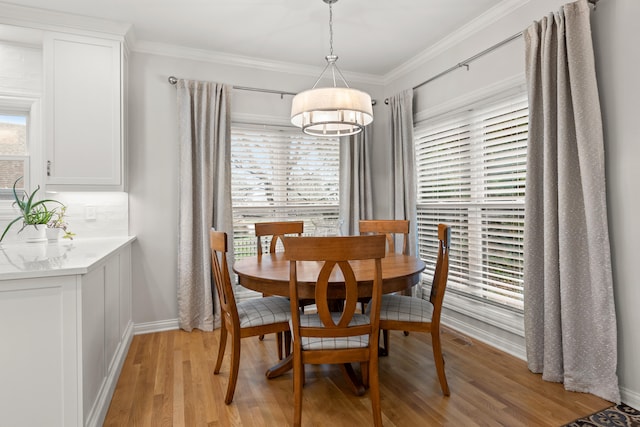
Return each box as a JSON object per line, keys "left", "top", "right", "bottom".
{"left": 277, "top": 332, "right": 283, "bottom": 360}
{"left": 431, "top": 329, "right": 450, "bottom": 396}
{"left": 224, "top": 333, "right": 242, "bottom": 404}
{"left": 402, "top": 290, "right": 411, "bottom": 336}
{"left": 361, "top": 361, "right": 369, "bottom": 388}
{"left": 369, "top": 354, "right": 383, "bottom": 427}
{"left": 214, "top": 322, "right": 227, "bottom": 374}
{"left": 260, "top": 292, "right": 270, "bottom": 338}
{"left": 293, "top": 350, "right": 304, "bottom": 427}
{"left": 284, "top": 331, "right": 292, "bottom": 357}
{"left": 381, "top": 329, "right": 390, "bottom": 356}
{"left": 302, "top": 363, "right": 306, "bottom": 386}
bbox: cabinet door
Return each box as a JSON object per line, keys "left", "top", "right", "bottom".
{"left": 0, "top": 276, "right": 80, "bottom": 427}
{"left": 104, "top": 254, "right": 120, "bottom": 372}
{"left": 82, "top": 265, "right": 106, "bottom": 421}
{"left": 44, "top": 33, "right": 122, "bottom": 188}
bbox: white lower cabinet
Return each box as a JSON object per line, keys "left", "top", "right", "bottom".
{"left": 0, "top": 243, "right": 133, "bottom": 427}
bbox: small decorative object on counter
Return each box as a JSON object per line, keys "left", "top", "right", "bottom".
{"left": 46, "top": 206, "right": 75, "bottom": 241}
{"left": 0, "top": 177, "right": 72, "bottom": 242}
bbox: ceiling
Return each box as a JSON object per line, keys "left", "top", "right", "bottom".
{"left": 3, "top": 0, "right": 506, "bottom": 77}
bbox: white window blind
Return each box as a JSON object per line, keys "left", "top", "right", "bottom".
{"left": 414, "top": 93, "right": 528, "bottom": 311}
{"left": 231, "top": 124, "right": 340, "bottom": 260}
{"left": 0, "top": 113, "right": 29, "bottom": 200}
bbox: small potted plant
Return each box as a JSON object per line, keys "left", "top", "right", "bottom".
{"left": 46, "top": 206, "right": 75, "bottom": 241}
{"left": 0, "top": 177, "right": 67, "bottom": 243}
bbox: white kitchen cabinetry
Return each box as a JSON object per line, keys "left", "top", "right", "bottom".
{"left": 44, "top": 32, "right": 126, "bottom": 190}
{"left": 0, "top": 238, "right": 134, "bottom": 427}
{"left": 81, "top": 244, "right": 132, "bottom": 425}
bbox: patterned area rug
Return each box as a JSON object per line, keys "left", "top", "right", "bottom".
{"left": 563, "top": 403, "right": 640, "bottom": 426}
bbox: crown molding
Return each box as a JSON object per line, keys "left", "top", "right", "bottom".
{"left": 122, "top": 28, "right": 136, "bottom": 56}
{"left": 133, "top": 39, "right": 385, "bottom": 87}
{"left": 0, "top": 1, "right": 131, "bottom": 40}
{"left": 384, "top": 0, "right": 530, "bottom": 84}
{"left": 413, "top": 73, "right": 526, "bottom": 124}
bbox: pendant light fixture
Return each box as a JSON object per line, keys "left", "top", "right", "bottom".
{"left": 291, "top": 0, "right": 373, "bottom": 137}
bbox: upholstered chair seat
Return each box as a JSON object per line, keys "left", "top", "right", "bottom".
{"left": 237, "top": 296, "right": 292, "bottom": 328}
{"left": 375, "top": 294, "right": 434, "bottom": 323}
{"left": 295, "top": 313, "right": 370, "bottom": 350}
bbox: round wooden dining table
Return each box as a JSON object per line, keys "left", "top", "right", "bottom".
{"left": 233, "top": 251, "right": 426, "bottom": 395}
{"left": 233, "top": 252, "right": 426, "bottom": 300}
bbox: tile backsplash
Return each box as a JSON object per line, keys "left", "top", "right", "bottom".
{"left": 0, "top": 191, "right": 129, "bottom": 243}
{"left": 47, "top": 192, "right": 129, "bottom": 239}
{"left": 46, "top": 191, "right": 129, "bottom": 239}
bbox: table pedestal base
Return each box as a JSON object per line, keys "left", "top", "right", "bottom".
{"left": 265, "top": 354, "right": 294, "bottom": 379}
{"left": 265, "top": 356, "right": 366, "bottom": 396}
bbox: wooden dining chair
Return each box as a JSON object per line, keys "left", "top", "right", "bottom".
{"left": 254, "top": 221, "right": 304, "bottom": 355}
{"left": 255, "top": 221, "right": 304, "bottom": 256}
{"left": 359, "top": 219, "right": 410, "bottom": 256}
{"left": 282, "top": 234, "right": 387, "bottom": 427}
{"left": 369, "top": 223, "right": 451, "bottom": 396}
{"left": 359, "top": 219, "right": 410, "bottom": 319}
{"left": 210, "top": 229, "right": 292, "bottom": 404}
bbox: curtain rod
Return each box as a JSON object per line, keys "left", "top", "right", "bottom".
{"left": 383, "top": 31, "right": 521, "bottom": 104}
{"left": 167, "top": 76, "right": 298, "bottom": 98}
{"left": 384, "top": 0, "right": 600, "bottom": 104}
{"left": 167, "top": 75, "right": 378, "bottom": 105}
{"left": 416, "top": 30, "right": 523, "bottom": 92}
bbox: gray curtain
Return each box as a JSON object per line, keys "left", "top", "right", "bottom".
{"left": 339, "top": 126, "right": 374, "bottom": 236}
{"left": 176, "top": 79, "right": 233, "bottom": 332}
{"left": 523, "top": 0, "right": 619, "bottom": 403}
{"left": 389, "top": 89, "right": 418, "bottom": 257}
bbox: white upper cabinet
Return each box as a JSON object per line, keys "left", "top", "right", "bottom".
{"left": 44, "top": 32, "right": 125, "bottom": 190}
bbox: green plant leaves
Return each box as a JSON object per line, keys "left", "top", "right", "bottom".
{"left": 1, "top": 177, "right": 66, "bottom": 242}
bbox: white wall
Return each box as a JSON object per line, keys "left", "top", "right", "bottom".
{"left": 127, "top": 51, "right": 384, "bottom": 327}
{"left": 591, "top": 0, "right": 640, "bottom": 409}
{"left": 383, "top": 0, "right": 640, "bottom": 407}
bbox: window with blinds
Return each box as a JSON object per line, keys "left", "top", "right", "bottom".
{"left": 414, "top": 92, "right": 528, "bottom": 311}
{"left": 231, "top": 124, "right": 340, "bottom": 260}
{"left": 0, "top": 112, "right": 29, "bottom": 203}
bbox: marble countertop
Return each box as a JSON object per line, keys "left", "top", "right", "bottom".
{"left": 0, "top": 236, "right": 136, "bottom": 280}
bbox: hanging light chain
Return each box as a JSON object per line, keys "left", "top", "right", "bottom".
{"left": 328, "top": 1, "right": 334, "bottom": 56}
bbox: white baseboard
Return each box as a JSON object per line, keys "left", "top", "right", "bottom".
{"left": 134, "top": 318, "right": 180, "bottom": 335}
{"left": 621, "top": 386, "right": 640, "bottom": 410}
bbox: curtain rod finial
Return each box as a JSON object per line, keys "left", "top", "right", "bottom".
{"left": 168, "top": 76, "right": 178, "bottom": 85}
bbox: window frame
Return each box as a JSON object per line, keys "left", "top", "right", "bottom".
{"left": 0, "top": 95, "right": 42, "bottom": 216}
{"left": 413, "top": 85, "right": 528, "bottom": 338}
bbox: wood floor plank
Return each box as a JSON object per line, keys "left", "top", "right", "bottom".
{"left": 103, "top": 337, "right": 141, "bottom": 427}
{"left": 105, "top": 328, "right": 612, "bottom": 426}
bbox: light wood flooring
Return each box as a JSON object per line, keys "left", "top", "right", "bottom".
{"left": 104, "top": 327, "right": 611, "bottom": 426}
